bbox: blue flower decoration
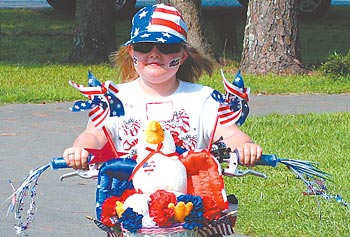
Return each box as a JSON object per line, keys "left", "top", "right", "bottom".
{"left": 177, "top": 194, "right": 204, "bottom": 229}
{"left": 119, "top": 208, "right": 143, "bottom": 233}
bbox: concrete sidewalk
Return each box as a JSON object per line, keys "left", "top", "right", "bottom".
{"left": 0, "top": 94, "right": 349, "bottom": 237}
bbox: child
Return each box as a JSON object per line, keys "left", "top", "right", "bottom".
{"left": 63, "top": 3, "right": 262, "bottom": 172}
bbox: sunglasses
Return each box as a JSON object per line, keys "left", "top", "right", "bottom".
{"left": 132, "top": 42, "right": 183, "bottom": 54}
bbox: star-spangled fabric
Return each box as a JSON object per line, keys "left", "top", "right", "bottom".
{"left": 211, "top": 70, "right": 250, "bottom": 127}
{"left": 124, "top": 3, "right": 188, "bottom": 45}
{"left": 70, "top": 71, "right": 124, "bottom": 128}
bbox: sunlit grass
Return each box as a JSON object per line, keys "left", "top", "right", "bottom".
{"left": 1, "top": 64, "right": 350, "bottom": 104}
{"left": 227, "top": 113, "right": 350, "bottom": 236}
{"left": 0, "top": 64, "right": 119, "bottom": 103}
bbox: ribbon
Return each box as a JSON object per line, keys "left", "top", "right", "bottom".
{"left": 128, "top": 143, "right": 178, "bottom": 181}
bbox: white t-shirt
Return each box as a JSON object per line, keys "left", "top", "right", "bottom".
{"left": 103, "top": 79, "right": 219, "bottom": 156}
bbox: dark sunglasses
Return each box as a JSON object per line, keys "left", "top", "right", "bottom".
{"left": 132, "top": 42, "right": 183, "bottom": 54}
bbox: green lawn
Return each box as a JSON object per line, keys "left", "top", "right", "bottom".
{"left": 231, "top": 113, "right": 350, "bottom": 236}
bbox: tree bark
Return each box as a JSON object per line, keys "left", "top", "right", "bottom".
{"left": 69, "top": 0, "right": 116, "bottom": 64}
{"left": 158, "top": 0, "right": 217, "bottom": 63}
{"left": 240, "top": 0, "right": 305, "bottom": 75}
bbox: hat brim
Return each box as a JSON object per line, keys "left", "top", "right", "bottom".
{"left": 123, "top": 31, "right": 185, "bottom": 46}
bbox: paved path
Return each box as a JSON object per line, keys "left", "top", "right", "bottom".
{"left": 0, "top": 94, "right": 349, "bottom": 237}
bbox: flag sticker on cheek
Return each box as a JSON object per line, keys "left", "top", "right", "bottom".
{"left": 168, "top": 57, "right": 180, "bottom": 68}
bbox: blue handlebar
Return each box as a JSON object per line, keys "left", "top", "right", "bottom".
{"left": 50, "top": 157, "right": 69, "bottom": 170}
{"left": 255, "top": 154, "right": 279, "bottom": 167}
{"left": 52, "top": 153, "right": 279, "bottom": 170}
{"left": 233, "top": 149, "right": 279, "bottom": 167}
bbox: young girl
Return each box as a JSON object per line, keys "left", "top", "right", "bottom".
{"left": 63, "top": 3, "right": 262, "bottom": 172}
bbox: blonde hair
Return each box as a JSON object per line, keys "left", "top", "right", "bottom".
{"left": 110, "top": 44, "right": 214, "bottom": 83}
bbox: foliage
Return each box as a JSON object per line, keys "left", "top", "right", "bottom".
{"left": 319, "top": 51, "right": 350, "bottom": 79}
{"left": 298, "top": 6, "right": 350, "bottom": 68}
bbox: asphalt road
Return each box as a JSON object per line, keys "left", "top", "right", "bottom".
{"left": 0, "top": 95, "right": 349, "bottom": 236}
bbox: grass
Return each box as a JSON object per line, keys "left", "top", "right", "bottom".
{"left": 0, "top": 6, "right": 349, "bottom": 237}
{"left": 231, "top": 113, "right": 350, "bottom": 236}
{"left": 1, "top": 64, "right": 350, "bottom": 104}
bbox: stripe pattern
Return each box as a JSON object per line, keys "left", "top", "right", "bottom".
{"left": 124, "top": 4, "right": 188, "bottom": 45}
{"left": 212, "top": 70, "right": 250, "bottom": 127}
{"left": 69, "top": 72, "right": 124, "bottom": 128}
{"left": 198, "top": 213, "right": 236, "bottom": 236}
{"left": 149, "top": 5, "right": 187, "bottom": 41}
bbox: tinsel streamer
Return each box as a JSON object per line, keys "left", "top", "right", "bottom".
{"left": 297, "top": 168, "right": 349, "bottom": 212}
{"left": 4, "top": 164, "right": 50, "bottom": 236}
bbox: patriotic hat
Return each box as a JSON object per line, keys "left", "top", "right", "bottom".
{"left": 124, "top": 4, "right": 188, "bottom": 45}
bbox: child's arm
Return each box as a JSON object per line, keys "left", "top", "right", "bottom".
{"left": 63, "top": 123, "right": 108, "bottom": 170}
{"left": 214, "top": 123, "right": 262, "bottom": 166}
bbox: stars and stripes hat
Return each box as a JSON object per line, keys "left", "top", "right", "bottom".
{"left": 124, "top": 4, "right": 188, "bottom": 45}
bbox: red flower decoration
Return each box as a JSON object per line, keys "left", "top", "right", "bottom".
{"left": 101, "top": 196, "right": 122, "bottom": 226}
{"left": 202, "top": 196, "right": 221, "bottom": 220}
{"left": 149, "top": 190, "right": 176, "bottom": 226}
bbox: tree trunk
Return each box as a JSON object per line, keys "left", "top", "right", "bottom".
{"left": 158, "top": 0, "right": 217, "bottom": 63}
{"left": 69, "top": 0, "right": 116, "bottom": 64}
{"left": 240, "top": 0, "right": 305, "bottom": 75}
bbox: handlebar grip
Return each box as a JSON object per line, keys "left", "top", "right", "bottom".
{"left": 255, "top": 154, "right": 279, "bottom": 167}
{"left": 50, "top": 157, "right": 69, "bottom": 170}
{"left": 233, "top": 149, "right": 279, "bottom": 167}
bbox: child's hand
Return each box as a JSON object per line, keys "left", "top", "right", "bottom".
{"left": 63, "top": 147, "right": 89, "bottom": 170}
{"left": 236, "top": 142, "right": 262, "bottom": 166}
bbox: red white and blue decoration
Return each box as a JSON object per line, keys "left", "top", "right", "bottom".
{"left": 70, "top": 71, "right": 124, "bottom": 128}
{"left": 211, "top": 70, "right": 250, "bottom": 127}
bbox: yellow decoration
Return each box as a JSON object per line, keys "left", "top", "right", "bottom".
{"left": 144, "top": 121, "right": 165, "bottom": 144}
{"left": 168, "top": 201, "right": 193, "bottom": 223}
{"left": 116, "top": 201, "right": 125, "bottom": 218}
